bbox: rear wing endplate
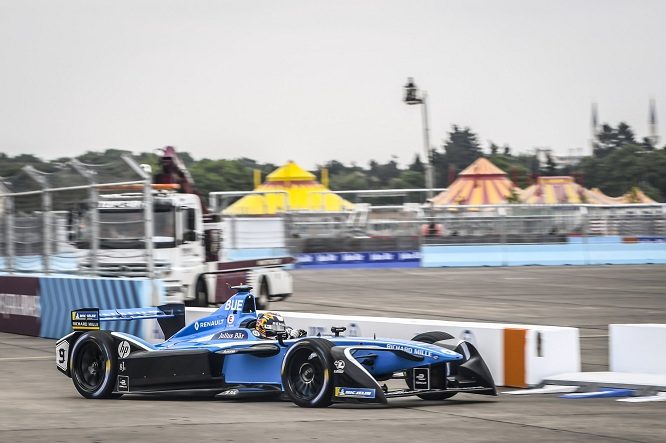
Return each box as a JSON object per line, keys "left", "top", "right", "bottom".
{"left": 71, "top": 304, "right": 185, "bottom": 338}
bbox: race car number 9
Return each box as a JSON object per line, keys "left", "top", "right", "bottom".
{"left": 56, "top": 340, "right": 69, "bottom": 371}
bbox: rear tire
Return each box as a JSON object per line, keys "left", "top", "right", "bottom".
{"left": 407, "top": 331, "right": 457, "bottom": 401}
{"left": 187, "top": 277, "right": 208, "bottom": 307}
{"left": 256, "top": 279, "right": 270, "bottom": 310}
{"left": 70, "top": 331, "right": 119, "bottom": 399}
{"left": 281, "top": 339, "right": 335, "bottom": 408}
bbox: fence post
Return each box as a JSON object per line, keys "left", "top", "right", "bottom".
{"left": 5, "top": 196, "right": 14, "bottom": 273}
{"left": 143, "top": 177, "right": 154, "bottom": 279}
{"left": 89, "top": 184, "right": 99, "bottom": 275}
{"left": 580, "top": 206, "right": 589, "bottom": 265}
{"left": 498, "top": 206, "right": 507, "bottom": 266}
{"left": 42, "top": 190, "right": 52, "bottom": 274}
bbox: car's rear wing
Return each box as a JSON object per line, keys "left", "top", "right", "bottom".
{"left": 71, "top": 304, "right": 185, "bottom": 339}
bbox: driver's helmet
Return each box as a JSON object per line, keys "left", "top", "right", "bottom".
{"left": 255, "top": 312, "right": 287, "bottom": 338}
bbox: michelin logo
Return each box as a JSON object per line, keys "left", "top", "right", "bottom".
{"left": 335, "top": 387, "right": 376, "bottom": 399}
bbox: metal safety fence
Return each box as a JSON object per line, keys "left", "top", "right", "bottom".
{"left": 0, "top": 156, "right": 155, "bottom": 276}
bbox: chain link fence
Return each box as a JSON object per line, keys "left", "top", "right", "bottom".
{"left": 277, "top": 203, "right": 666, "bottom": 254}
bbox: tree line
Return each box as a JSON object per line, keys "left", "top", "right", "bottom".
{"left": 1, "top": 122, "right": 664, "bottom": 202}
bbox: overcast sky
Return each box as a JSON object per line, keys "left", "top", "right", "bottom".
{"left": 1, "top": 0, "right": 664, "bottom": 168}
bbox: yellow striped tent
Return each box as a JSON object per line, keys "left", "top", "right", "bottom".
{"left": 223, "top": 161, "right": 354, "bottom": 215}
{"left": 520, "top": 176, "right": 619, "bottom": 204}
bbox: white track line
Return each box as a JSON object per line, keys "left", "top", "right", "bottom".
{"left": 0, "top": 356, "right": 52, "bottom": 361}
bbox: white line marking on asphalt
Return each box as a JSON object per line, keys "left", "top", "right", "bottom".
{"left": 0, "top": 356, "right": 53, "bottom": 361}
{"left": 503, "top": 277, "right": 537, "bottom": 280}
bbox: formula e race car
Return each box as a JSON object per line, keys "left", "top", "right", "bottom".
{"left": 55, "top": 286, "right": 496, "bottom": 407}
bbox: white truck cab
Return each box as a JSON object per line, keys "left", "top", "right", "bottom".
{"left": 74, "top": 188, "right": 292, "bottom": 309}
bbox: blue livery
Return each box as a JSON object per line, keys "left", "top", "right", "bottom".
{"left": 56, "top": 286, "right": 496, "bottom": 407}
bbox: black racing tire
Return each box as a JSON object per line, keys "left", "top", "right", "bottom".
{"left": 256, "top": 279, "right": 270, "bottom": 311}
{"left": 187, "top": 277, "right": 208, "bottom": 307}
{"left": 70, "top": 331, "right": 120, "bottom": 399}
{"left": 281, "top": 338, "right": 335, "bottom": 408}
{"left": 407, "top": 331, "right": 458, "bottom": 401}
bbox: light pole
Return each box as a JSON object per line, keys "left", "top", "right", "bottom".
{"left": 403, "top": 77, "right": 435, "bottom": 198}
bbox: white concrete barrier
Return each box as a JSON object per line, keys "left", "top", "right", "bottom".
{"left": 187, "top": 307, "right": 580, "bottom": 387}
{"left": 610, "top": 324, "right": 666, "bottom": 374}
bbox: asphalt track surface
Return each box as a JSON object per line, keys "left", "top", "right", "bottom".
{"left": 1, "top": 265, "right": 665, "bottom": 442}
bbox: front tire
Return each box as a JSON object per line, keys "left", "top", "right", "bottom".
{"left": 70, "top": 331, "right": 119, "bottom": 399}
{"left": 407, "top": 331, "right": 457, "bottom": 401}
{"left": 281, "top": 339, "right": 335, "bottom": 408}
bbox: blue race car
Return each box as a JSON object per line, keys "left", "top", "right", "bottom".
{"left": 55, "top": 286, "right": 496, "bottom": 407}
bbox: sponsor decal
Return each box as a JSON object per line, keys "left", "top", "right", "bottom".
{"left": 0, "top": 293, "right": 41, "bottom": 317}
{"left": 119, "top": 361, "right": 126, "bottom": 372}
{"left": 368, "top": 252, "right": 394, "bottom": 261}
{"left": 227, "top": 314, "right": 235, "bottom": 325}
{"left": 398, "top": 251, "right": 420, "bottom": 261}
{"left": 386, "top": 343, "right": 432, "bottom": 357}
{"left": 334, "top": 387, "right": 376, "bottom": 399}
{"left": 0, "top": 277, "right": 41, "bottom": 336}
{"left": 307, "top": 326, "right": 327, "bottom": 337}
{"left": 219, "top": 389, "right": 239, "bottom": 396}
{"left": 56, "top": 340, "right": 69, "bottom": 372}
{"left": 251, "top": 329, "right": 261, "bottom": 337}
{"left": 315, "top": 253, "right": 338, "bottom": 263}
{"left": 194, "top": 318, "right": 225, "bottom": 331}
{"left": 220, "top": 349, "right": 237, "bottom": 354}
{"left": 117, "top": 375, "right": 129, "bottom": 392}
{"left": 118, "top": 341, "right": 131, "bottom": 359}
{"left": 215, "top": 330, "right": 248, "bottom": 340}
{"left": 341, "top": 253, "right": 364, "bottom": 262}
{"left": 224, "top": 299, "right": 244, "bottom": 311}
{"left": 71, "top": 309, "right": 100, "bottom": 331}
{"left": 334, "top": 360, "right": 345, "bottom": 374}
{"left": 460, "top": 329, "right": 478, "bottom": 347}
{"left": 257, "top": 258, "right": 282, "bottom": 266}
{"left": 99, "top": 200, "right": 143, "bottom": 209}
{"left": 413, "top": 368, "right": 430, "bottom": 390}
{"left": 296, "top": 254, "right": 314, "bottom": 264}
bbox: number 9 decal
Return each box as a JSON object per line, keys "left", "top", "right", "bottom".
{"left": 56, "top": 340, "right": 69, "bottom": 372}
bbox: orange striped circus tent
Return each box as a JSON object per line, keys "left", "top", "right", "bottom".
{"left": 223, "top": 161, "right": 354, "bottom": 215}
{"left": 430, "top": 158, "right": 518, "bottom": 205}
{"left": 520, "top": 176, "right": 619, "bottom": 204}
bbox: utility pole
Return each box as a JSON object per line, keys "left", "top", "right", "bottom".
{"left": 403, "top": 78, "right": 435, "bottom": 198}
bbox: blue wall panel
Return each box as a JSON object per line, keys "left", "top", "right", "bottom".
{"left": 39, "top": 276, "right": 154, "bottom": 339}
{"left": 422, "top": 237, "right": 666, "bottom": 268}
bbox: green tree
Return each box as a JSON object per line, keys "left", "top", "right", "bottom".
{"left": 442, "top": 125, "right": 483, "bottom": 171}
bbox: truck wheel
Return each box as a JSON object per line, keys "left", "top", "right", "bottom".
{"left": 256, "top": 279, "right": 270, "bottom": 310}
{"left": 407, "top": 331, "right": 457, "bottom": 401}
{"left": 187, "top": 277, "right": 208, "bottom": 307}
{"left": 281, "top": 339, "right": 335, "bottom": 408}
{"left": 70, "top": 331, "right": 120, "bottom": 399}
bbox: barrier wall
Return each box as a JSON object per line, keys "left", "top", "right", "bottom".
{"left": 422, "top": 236, "right": 666, "bottom": 267}
{"left": 610, "top": 324, "right": 666, "bottom": 374}
{"left": 0, "top": 274, "right": 162, "bottom": 339}
{"left": 186, "top": 307, "right": 580, "bottom": 387}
